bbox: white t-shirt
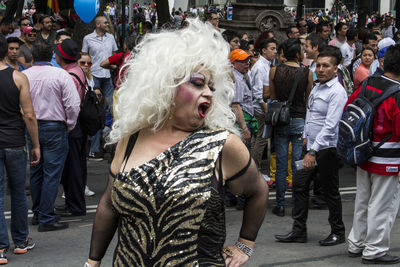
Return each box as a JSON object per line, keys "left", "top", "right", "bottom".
{"left": 340, "top": 42, "right": 354, "bottom": 67}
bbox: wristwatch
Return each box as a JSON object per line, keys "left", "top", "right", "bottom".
{"left": 308, "top": 149, "right": 317, "bottom": 156}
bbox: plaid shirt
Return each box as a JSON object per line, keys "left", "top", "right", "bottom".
{"left": 232, "top": 68, "right": 254, "bottom": 116}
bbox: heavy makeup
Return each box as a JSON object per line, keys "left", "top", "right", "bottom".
{"left": 172, "top": 70, "right": 214, "bottom": 130}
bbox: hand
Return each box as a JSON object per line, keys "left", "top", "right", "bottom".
{"left": 222, "top": 245, "right": 249, "bottom": 267}
{"left": 303, "top": 152, "right": 316, "bottom": 170}
{"left": 302, "top": 138, "right": 307, "bottom": 147}
{"left": 242, "top": 128, "right": 251, "bottom": 145}
{"left": 30, "top": 146, "right": 40, "bottom": 166}
{"left": 87, "top": 259, "right": 101, "bottom": 267}
{"left": 110, "top": 65, "right": 117, "bottom": 70}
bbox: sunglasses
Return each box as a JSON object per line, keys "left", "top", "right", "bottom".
{"left": 95, "top": 93, "right": 102, "bottom": 98}
{"left": 27, "top": 33, "right": 36, "bottom": 37}
{"left": 79, "top": 61, "right": 92, "bottom": 67}
{"left": 21, "top": 23, "right": 32, "bottom": 26}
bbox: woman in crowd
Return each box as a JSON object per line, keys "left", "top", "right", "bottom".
{"left": 353, "top": 47, "right": 375, "bottom": 90}
{"left": 77, "top": 52, "right": 94, "bottom": 89}
{"left": 85, "top": 19, "right": 268, "bottom": 267}
{"left": 268, "top": 38, "right": 313, "bottom": 217}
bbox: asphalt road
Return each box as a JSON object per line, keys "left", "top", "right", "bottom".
{"left": 3, "top": 160, "right": 400, "bottom": 266}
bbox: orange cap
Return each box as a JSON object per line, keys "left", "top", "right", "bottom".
{"left": 230, "top": 49, "right": 251, "bottom": 63}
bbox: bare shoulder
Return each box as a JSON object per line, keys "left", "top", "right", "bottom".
{"left": 12, "top": 69, "right": 28, "bottom": 88}
{"left": 221, "top": 133, "right": 251, "bottom": 180}
{"left": 110, "top": 135, "right": 130, "bottom": 174}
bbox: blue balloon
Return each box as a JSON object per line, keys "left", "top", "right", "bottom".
{"left": 74, "top": 0, "right": 100, "bottom": 23}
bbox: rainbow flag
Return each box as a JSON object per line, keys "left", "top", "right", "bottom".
{"left": 46, "top": 0, "right": 59, "bottom": 15}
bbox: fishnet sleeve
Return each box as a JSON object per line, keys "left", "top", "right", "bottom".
{"left": 88, "top": 174, "right": 119, "bottom": 261}
{"left": 226, "top": 159, "right": 269, "bottom": 241}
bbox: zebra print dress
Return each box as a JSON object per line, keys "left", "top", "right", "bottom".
{"left": 111, "top": 127, "right": 230, "bottom": 266}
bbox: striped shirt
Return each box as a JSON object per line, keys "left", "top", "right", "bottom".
{"left": 232, "top": 68, "right": 254, "bottom": 116}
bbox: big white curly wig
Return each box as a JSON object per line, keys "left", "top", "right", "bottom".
{"left": 108, "top": 18, "right": 237, "bottom": 143}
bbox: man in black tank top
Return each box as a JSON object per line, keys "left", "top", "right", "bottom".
{"left": 0, "top": 34, "right": 40, "bottom": 264}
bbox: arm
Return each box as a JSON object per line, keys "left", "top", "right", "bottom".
{"left": 232, "top": 103, "right": 251, "bottom": 145}
{"left": 87, "top": 137, "right": 128, "bottom": 266}
{"left": 305, "top": 70, "right": 313, "bottom": 105}
{"left": 100, "top": 58, "right": 115, "bottom": 70}
{"left": 267, "top": 67, "right": 276, "bottom": 100}
{"left": 221, "top": 134, "right": 269, "bottom": 266}
{"left": 61, "top": 73, "right": 81, "bottom": 131}
{"left": 15, "top": 71, "right": 40, "bottom": 165}
{"left": 250, "top": 67, "right": 267, "bottom": 113}
{"left": 311, "top": 88, "right": 348, "bottom": 152}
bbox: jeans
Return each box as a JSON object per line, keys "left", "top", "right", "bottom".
{"left": 0, "top": 147, "right": 28, "bottom": 249}
{"left": 27, "top": 121, "right": 68, "bottom": 225}
{"left": 274, "top": 118, "right": 304, "bottom": 207}
{"left": 292, "top": 148, "right": 345, "bottom": 235}
{"left": 89, "top": 129, "right": 102, "bottom": 154}
{"left": 93, "top": 76, "right": 114, "bottom": 105}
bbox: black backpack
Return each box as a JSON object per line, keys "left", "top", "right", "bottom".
{"left": 69, "top": 72, "right": 105, "bottom": 136}
{"left": 110, "top": 53, "right": 126, "bottom": 86}
{"left": 337, "top": 78, "right": 399, "bottom": 165}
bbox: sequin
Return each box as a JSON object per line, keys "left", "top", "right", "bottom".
{"left": 111, "top": 128, "right": 229, "bottom": 266}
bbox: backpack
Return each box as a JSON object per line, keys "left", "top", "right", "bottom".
{"left": 337, "top": 78, "right": 399, "bottom": 165}
{"left": 69, "top": 72, "right": 105, "bottom": 136}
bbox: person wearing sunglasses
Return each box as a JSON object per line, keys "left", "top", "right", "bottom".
{"left": 18, "top": 26, "right": 36, "bottom": 68}
{"left": 78, "top": 53, "right": 94, "bottom": 89}
{"left": 18, "top": 18, "right": 31, "bottom": 41}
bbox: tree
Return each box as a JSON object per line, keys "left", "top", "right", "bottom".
{"left": 357, "top": 0, "right": 369, "bottom": 30}
{"left": 296, "top": 0, "right": 304, "bottom": 19}
{"left": 155, "top": 0, "right": 171, "bottom": 28}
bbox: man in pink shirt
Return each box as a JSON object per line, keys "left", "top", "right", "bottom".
{"left": 23, "top": 41, "right": 80, "bottom": 232}
{"left": 53, "top": 39, "right": 88, "bottom": 218}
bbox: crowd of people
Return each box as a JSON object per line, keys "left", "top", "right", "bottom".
{"left": 0, "top": 2, "right": 399, "bottom": 266}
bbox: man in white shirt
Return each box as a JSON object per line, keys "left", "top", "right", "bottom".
{"left": 82, "top": 16, "right": 118, "bottom": 105}
{"left": 382, "top": 15, "right": 397, "bottom": 39}
{"left": 340, "top": 27, "right": 358, "bottom": 67}
{"left": 249, "top": 38, "right": 276, "bottom": 169}
{"left": 275, "top": 46, "right": 347, "bottom": 246}
{"left": 329, "top": 22, "right": 348, "bottom": 48}
{"left": 305, "top": 33, "right": 326, "bottom": 80}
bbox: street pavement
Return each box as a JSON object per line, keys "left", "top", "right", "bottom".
{"left": 3, "top": 160, "right": 400, "bottom": 266}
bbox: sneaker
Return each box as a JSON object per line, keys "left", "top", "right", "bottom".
{"left": 88, "top": 152, "right": 103, "bottom": 161}
{"left": 85, "top": 186, "right": 95, "bottom": 197}
{"left": 267, "top": 180, "right": 275, "bottom": 189}
{"left": 61, "top": 192, "right": 65, "bottom": 199}
{"left": 14, "top": 237, "right": 35, "bottom": 254}
{"left": 0, "top": 249, "right": 7, "bottom": 264}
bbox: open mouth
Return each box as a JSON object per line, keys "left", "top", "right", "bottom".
{"left": 198, "top": 102, "right": 210, "bottom": 118}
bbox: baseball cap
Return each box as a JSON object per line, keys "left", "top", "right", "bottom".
{"left": 377, "top": 46, "right": 390, "bottom": 59}
{"left": 378, "top": 37, "right": 395, "bottom": 50}
{"left": 23, "top": 26, "right": 36, "bottom": 35}
{"left": 230, "top": 49, "right": 251, "bottom": 63}
{"left": 55, "top": 38, "right": 79, "bottom": 61}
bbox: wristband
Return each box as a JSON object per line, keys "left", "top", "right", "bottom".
{"left": 234, "top": 241, "right": 253, "bottom": 257}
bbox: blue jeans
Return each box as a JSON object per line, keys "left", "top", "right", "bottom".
{"left": 89, "top": 129, "right": 102, "bottom": 154}
{"left": 0, "top": 147, "right": 28, "bottom": 249}
{"left": 27, "top": 121, "right": 68, "bottom": 225}
{"left": 274, "top": 118, "right": 304, "bottom": 207}
{"left": 93, "top": 76, "right": 114, "bottom": 105}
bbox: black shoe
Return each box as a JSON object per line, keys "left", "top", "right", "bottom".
{"left": 54, "top": 209, "right": 85, "bottom": 217}
{"left": 272, "top": 206, "right": 285, "bottom": 217}
{"left": 236, "top": 202, "right": 244, "bottom": 210}
{"left": 362, "top": 254, "right": 400, "bottom": 264}
{"left": 54, "top": 205, "right": 66, "bottom": 211}
{"left": 31, "top": 212, "right": 38, "bottom": 226}
{"left": 319, "top": 233, "right": 345, "bottom": 246}
{"left": 38, "top": 221, "right": 69, "bottom": 232}
{"left": 275, "top": 231, "right": 307, "bottom": 243}
{"left": 348, "top": 251, "right": 362, "bottom": 258}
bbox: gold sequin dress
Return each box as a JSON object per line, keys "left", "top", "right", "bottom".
{"left": 111, "top": 127, "right": 230, "bottom": 266}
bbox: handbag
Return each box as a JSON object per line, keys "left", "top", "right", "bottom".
{"left": 266, "top": 68, "right": 304, "bottom": 126}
